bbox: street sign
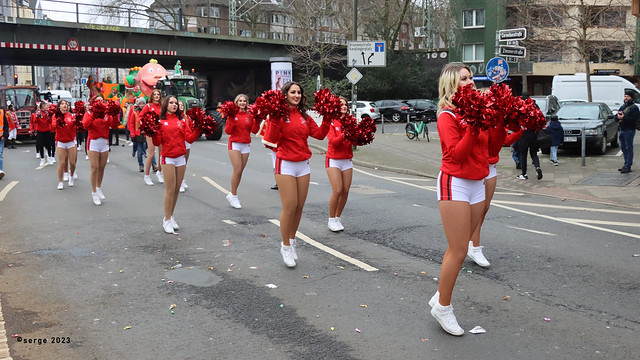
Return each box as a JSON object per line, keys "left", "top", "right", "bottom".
{"left": 506, "top": 40, "right": 519, "bottom": 46}
{"left": 485, "top": 57, "right": 509, "bottom": 83}
{"left": 348, "top": 41, "right": 386, "bottom": 67}
{"left": 499, "top": 45, "right": 526, "bottom": 58}
{"left": 505, "top": 57, "right": 518, "bottom": 62}
{"left": 498, "top": 28, "right": 527, "bottom": 41}
{"left": 346, "top": 68, "right": 363, "bottom": 84}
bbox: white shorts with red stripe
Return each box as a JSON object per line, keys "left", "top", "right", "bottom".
{"left": 437, "top": 171, "right": 485, "bottom": 204}
{"left": 486, "top": 163, "right": 497, "bottom": 180}
{"left": 275, "top": 158, "right": 310, "bottom": 178}
{"left": 228, "top": 141, "right": 250, "bottom": 154}
{"left": 325, "top": 157, "right": 353, "bottom": 171}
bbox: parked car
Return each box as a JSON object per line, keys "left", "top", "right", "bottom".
{"left": 404, "top": 99, "right": 437, "bottom": 122}
{"left": 348, "top": 100, "right": 381, "bottom": 121}
{"left": 374, "top": 99, "right": 416, "bottom": 122}
{"left": 541, "top": 102, "right": 619, "bottom": 155}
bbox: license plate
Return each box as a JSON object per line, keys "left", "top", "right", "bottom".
{"left": 564, "top": 136, "right": 577, "bottom": 142}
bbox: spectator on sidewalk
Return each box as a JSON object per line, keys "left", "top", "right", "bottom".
{"left": 545, "top": 116, "right": 564, "bottom": 166}
{"left": 517, "top": 93, "right": 543, "bottom": 180}
{"left": 616, "top": 90, "right": 638, "bottom": 173}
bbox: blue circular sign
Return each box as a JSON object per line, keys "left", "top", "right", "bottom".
{"left": 486, "top": 57, "right": 509, "bottom": 83}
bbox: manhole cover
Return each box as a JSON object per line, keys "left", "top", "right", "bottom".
{"left": 579, "top": 172, "right": 640, "bottom": 186}
{"left": 165, "top": 267, "right": 223, "bottom": 287}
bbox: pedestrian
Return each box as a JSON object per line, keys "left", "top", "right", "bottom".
{"left": 151, "top": 96, "right": 202, "bottom": 234}
{"left": 516, "top": 94, "right": 543, "bottom": 180}
{"left": 141, "top": 89, "right": 162, "bottom": 185}
{"left": 224, "top": 94, "right": 259, "bottom": 208}
{"left": 430, "top": 63, "right": 490, "bottom": 336}
{"left": 262, "top": 81, "right": 331, "bottom": 267}
{"left": 545, "top": 116, "right": 564, "bottom": 166}
{"left": 0, "top": 107, "right": 5, "bottom": 179}
{"left": 178, "top": 101, "right": 193, "bottom": 192}
{"left": 616, "top": 90, "right": 638, "bottom": 173}
{"left": 83, "top": 96, "right": 120, "bottom": 205}
{"left": 128, "top": 97, "right": 148, "bottom": 172}
{"left": 6, "top": 104, "right": 18, "bottom": 149}
{"left": 51, "top": 100, "right": 77, "bottom": 190}
{"left": 511, "top": 138, "right": 521, "bottom": 169}
{"left": 325, "top": 96, "right": 354, "bottom": 232}
{"left": 32, "top": 102, "right": 54, "bottom": 166}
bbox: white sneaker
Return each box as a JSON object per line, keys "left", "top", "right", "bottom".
{"left": 468, "top": 242, "right": 490, "bottom": 267}
{"left": 68, "top": 177, "right": 75, "bottom": 187}
{"left": 431, "top": 302, "right": 464, "bottom": 336}
{"left": 428, "top": 291, "right": 440, "bottom": 308}
{"left": 179, "top": 184, "right": 185, "bottom": 193}
{"left": 226, "top": 193, "right": 241, "bottom": 209}
{"left": 47, "top": 156, "right": 55, "bottom": 165}
{"left": 162, "top": 219, "right": 175, "bottom": 234}
{"left": 328, "top": 218, "right": 342, "bottom": 232}
{"left": 51, "top": 156, "right": 56, "bottom": 164}
{"left": 290, "top": 239, "right": 298, "bottom": 261}
{"left": 85, "top": 155, "right": 89, "bottom": 160}
{"left": 280, "top": 242, "right": 296, "bottom": 268}
{"left": 36, "top": 153, "right": 40, "bottom": 159}
{"left": 91, "top": 192, "right": 101, "bottom": 205}
{"left": 73, "top": 172, "right": 77, "bottom": 179}
{"left": 39, "top": 158, "right": 45, "bottom": 167}
{"left": 57, "top": 182, "right": 63, "bottom": 190}
{"left": 96, "top": 188, "right": 105, "bottom": 200}
{"left": 63, "top": 172, "right": 69, "bottom": 181}
{"left": 144, "top": 175, "right": 154, "bottom": 186}
{"left": 156, "top": 171, "right": 164, "bottom": 183}
{"left": 335, "top": 217, "right": 345, "bottom": 231}
{"left": 181, "top": 180, "right": 188, "bottom": 189}
{"left": 170, "top": 216, "right": 179, "bottom": 230}
{"left": 107, "top": 157, "right": 110, "bottom": 163}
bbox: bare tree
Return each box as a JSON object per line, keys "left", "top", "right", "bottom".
{"left": 94, "top": 0, "right": 211, "bottom": 31}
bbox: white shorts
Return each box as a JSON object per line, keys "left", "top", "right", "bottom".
{"left": 162, "top": 155, "right": 186, "bottom": 167}
{"left": 88, "top": 137, "right": 109, "bottom": 153}
{"left": 486, "top": 164, "right": 497, "bottom": 180}
{"left": 270, "top": 150, "right": 277, "bottom": 169}
{"left": 436, "top": 171, "right": 485, "bottom": 205}
{"left": 57, "top": 140, "right": 77, "bottom": 149}
{"left": 8, "top": 129, "right": 16, "bottom": 140}
{"left": 326, "top": 157, "right": 353, "bottom": 171}
{"left": 185, "top": 141, "right": 191, "bottom": 150}
{"left": 275, "top": 158, "right": 310, "bottom": 178}
{"left": 229, "top": 141, "right": 250, "bottom": 154}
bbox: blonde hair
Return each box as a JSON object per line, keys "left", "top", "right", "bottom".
{"left": 437, "top": 62, "right": 472, "bottom": 115}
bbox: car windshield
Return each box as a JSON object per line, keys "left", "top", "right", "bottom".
{"left": 556, "top": 104, "right": 600, "bottom": 120}
{"left": 533, "top": 98, "right": 547, "bottom": 114}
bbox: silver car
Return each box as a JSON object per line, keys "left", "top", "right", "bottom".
{"left": 349, "top": 101, "right": 381, "bottom": 121}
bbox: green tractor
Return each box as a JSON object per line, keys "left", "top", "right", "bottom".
{"left": 156, "top": 74, "right": 224, "bottom": 140}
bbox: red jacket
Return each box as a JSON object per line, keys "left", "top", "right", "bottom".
{"left": 152, "top": 113, "right": 201, "bottom": 158}
{"left": 264, "top": 108, "right": 330, "bottom": 162}
{"left": 140, "top": 102, "right": 161, "bottom": 118}
{"left": 83, "top": 112, "right": 119, "bottom": 140}
{"left": 7, "top": 112, "right": 17, "bottom": 131}
{"left": 488, "top": 128, "right": 523, "bottom": 164}
{"left": 437, "top": 109, "right": 489, "bottom": 180}
{"left": 52, "top": 113, "right": 77, "bottom": 142}
{"left": 127, "top": 107, "right": 142, "bottom": 137}
{"left": 31, "top": 110, "right": 51, "bottom": 132}
{"left": 326, "top": 118, "right": 353, "bottom": 160}
{"left": 225, "top": 111, "right": 259, "bottom": 143}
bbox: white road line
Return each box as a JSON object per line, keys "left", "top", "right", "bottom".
{"left": 202, "top": 176, "right": 229, "bottom": 194}
{"left": 269, "top": 219, "right": 378, "bottom": 272}
{"left": 222, "top": 220, "right": 237, "bottom": 225}
{"left": 355, "top": 168, "right": 432, "bottom": 190}
{"left": 492, "top": 200, "right": 640, "bottom": 215}
{"left": 0, "top": 181, "right": 19, "bottom": 201}
{"left": 557, "top": 218, "right": 640, "bottom": 228}
{"left": 508, "top": 226, "right": 556, "bottom": 236}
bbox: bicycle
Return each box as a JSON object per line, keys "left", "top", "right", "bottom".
{"left": 405, "top": 119, "right": 429, "bottom": 141}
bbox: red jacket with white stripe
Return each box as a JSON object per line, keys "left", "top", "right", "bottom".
{"left": 225, "top": 111, "right": 259, "bottom": 144}
{"left": 326, "top": 118, "right": 352, "bottom": 160}
{"left": 83, "top": 112, "right": 119, "bottom": 140}
{"left": 152, "top": 113, "right": 201, "bottom": 158}
{"left": 31, "top": 110, "right": 51, "bottom": 132}
{"left": 264, "top": 108, "right": 330, "bottom": 162}
{"left": 437, "top": 109, "right": 489, "bottom": 180}
{"left": 52, "top": 113, "right": 77, "bottom": 142}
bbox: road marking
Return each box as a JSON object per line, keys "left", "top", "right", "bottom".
{"left": 557, "top": 218, "right": 640, "bottom": 228}
{"left": 202, "top": 176, "right": 229, "bottom": 194}
{"left": 355, "top": 168, "right": 432, "bottom": 190}
{"left": 269, "top": 219, "right": 378, "bottom": 272}
{"left": 0, "top": 181, "right": 19, "bottom": 201}
{"left": 492, "top": 200, "right": 640, "bottom": 215}
{"left": 222, "top": 220, "right": 237, "bottom": 225}
{"left": 508, "top": 226, "right": 556, "bottom": 236}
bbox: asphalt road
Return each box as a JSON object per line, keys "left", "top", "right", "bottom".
{"left": 0, "top": 136, "right": 638, "bottom": 360}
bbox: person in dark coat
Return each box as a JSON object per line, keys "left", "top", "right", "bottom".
{"left": 517, "top": 93, "right": 543, "bottom": 180}
{"left": 616, "top": 90, "right": 638, "bottom": 173}
{"left": 545, "top": 117, "right": 564, "bottom": 165}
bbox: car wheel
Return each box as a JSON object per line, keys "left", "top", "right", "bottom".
{"left": 611, "top": 129, "right": 619, "bottom": 148}
{"left": 596, "top": 135, "right": 607, "bottom": 155}
{"left": 391, "top": 113, "right": 401, "bottom": 122}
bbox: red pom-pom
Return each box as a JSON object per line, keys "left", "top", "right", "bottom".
{"left": 452, "top": 84, "right": 497, "bottom": 130}
{"left": 518, "top": 97, "right": 546, "bottom": 132}
{"left": 312, "top": 88, "right": 342, "bottom": 121}
{"left": 73, "top": 101, "right": 86, "bottom": 130}
{"left": 186, "top": 107, "right": 218, "bottom": 136}
{"left": 106, "top": 100, "right": 121, "bottom": 118}
{"left": 249, "top": 89, "right": 288, "bottom": 123}
{"left": 219, "top": 101, "right": 239, "bottom": 120}
{"left": 340, "top": 114, "right": 376, "bottom": 146}
{"left": 90, "top": 99, "right": 107, "bottom": 119}
{"left": 46, "top": 104, "right": 57, "bottom": 119}
{"left": 140, "top": 111, "right": 160, "bottom": 136}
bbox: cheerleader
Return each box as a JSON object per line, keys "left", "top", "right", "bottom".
{"left": 224, "top": 94, "right": 259, "bottom": 208}
{"left": 325, "top": 96, "right": 353, "bottom": 232}
{"left": 152, "top": 96, "right": 201, "bottom": 234}
{"left": 263, "top": 81, "right": 331, "bottom": 267}
{"left": 83, "top": 96, "right": 120, "bottom": 205}
{"left": 429, "top": 63, "right": 490, "bottom": 336}
{"left": 141, "top": 89, "right": 163, "bottom": 185}
{"left": 178, "top": 101, "right": 193, "bottom": 192}
{"left": 51, "top": 100, "right": 77, "bottom": 190}
{"left": 32, "top": 102, "right": 54, "bottom": 166}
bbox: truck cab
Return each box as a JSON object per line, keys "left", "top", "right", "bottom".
{"left": 0, "top": 85, "right": 40, "bottom": 137}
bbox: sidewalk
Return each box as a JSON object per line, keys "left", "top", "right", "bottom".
{"left": 309, "top": 129, "right": 640, "bottom": 209}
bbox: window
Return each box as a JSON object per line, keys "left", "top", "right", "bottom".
{"left": 210, "top": 26, "right": 220, "bottom": 35}
{"left": 272, "top": 32, "right": 283, "bottom": 40}
{"left": 529, "top": 42, "right": 562, "bottom": 62}
{"left": 272, "top": 14, "right": 284, "bottom": 24}
{"left": 240, "top": 29, "right": 251, "bottom": 37}
{"left": 209, "top": 6, "right": 220, "bottom": 18}
{"left": 592, "top": 7, "right": 625, "bottom": 28}
{"left": 588, "top": 43, "right": 624, "bottom": 63}
{"left": 462, "top": 43, "right": 484, "bottom": 62}
{"left": 255, "top": 30, "right": 267, "bottom": 38}
{"left": 530, "top": 6, "right": 563, "bottom": 27}
{"left": 462, "top": 9, "right": 484, "bottom": 28}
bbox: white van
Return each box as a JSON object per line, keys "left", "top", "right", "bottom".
{"left": 42, "top": 90, "right": 73, "bottom": 104}
{"left": 551, "top": 73, "right": 640, "bottom": 111}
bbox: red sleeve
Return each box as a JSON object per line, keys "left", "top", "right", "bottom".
{"left": 504, "top": 129, "right": 523, "bottom": 146}
{"left": 224, "top": 115, "right": 234, "bottom": 135}
{"left": 250, "top": 115, "right": 260, "bottom": 134}
{"left": 82, "top": 112, "right": 94, "bottom": 129}
{"left": 152, "top": 132, "right": 161, "bottom": 147}
{"left": 110, "top": 114, "right": 120, "bottom": 129}
{"left": 488, "top": 125, "right": 507, "bottom": 158}
{"left": 437, "top": 111, "right": 479, "bottom": 162}
{"left": 30, "top": 113, "right": 36, "bottom": 131}
{"left": 262, "top": 117, "right": 282, "bottom": 148}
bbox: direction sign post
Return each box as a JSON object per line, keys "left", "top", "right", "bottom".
{"left": 498, "top": 28, "right": 527, "bottom": 41}
{"left": 499, "top": 45, "right": 526, "bottom": 58}
{"left": 348, "top": 41, "right": 387, "bottom": 67}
